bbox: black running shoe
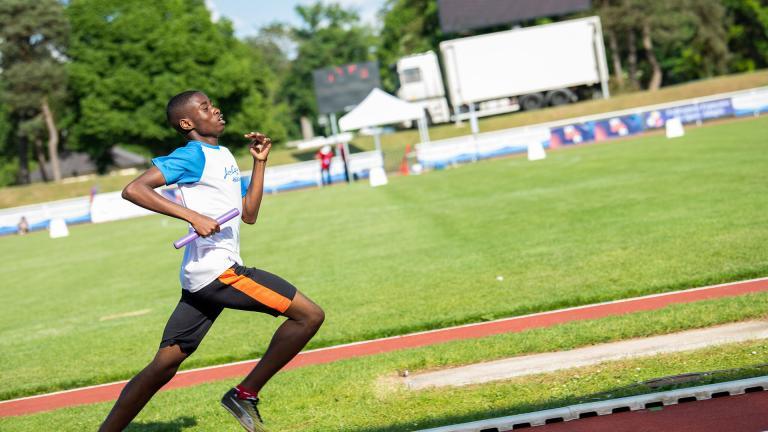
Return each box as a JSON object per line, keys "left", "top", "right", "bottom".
{"left": 220, "top": 388, "right": 267, "bottom": 432}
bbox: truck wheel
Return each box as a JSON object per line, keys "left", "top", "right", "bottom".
{"left": 520, "top": 93, "right": 544, "bottom": 111}
{"left": 546, "top": 89, "right": 575, "bottom": 107}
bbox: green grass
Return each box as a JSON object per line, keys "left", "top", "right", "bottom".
{"left": 1, "top": 291, "right": 767, "bottom": 431}
{"left": 2, "top": 69, "right": 767, "bottom": 208}
{"left": 1, "top": 116, "right": 766, "bottom": 401}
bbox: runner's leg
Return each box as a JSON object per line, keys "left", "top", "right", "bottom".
{"left": 98, "top": 345, "right": 188, "bottom": 432}
{"left": 239, "top": 291, "right": 324, "bottom": 393}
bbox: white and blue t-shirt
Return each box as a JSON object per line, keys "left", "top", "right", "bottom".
{"left": 152, "top": 140, "right": 248, "bottom": 292}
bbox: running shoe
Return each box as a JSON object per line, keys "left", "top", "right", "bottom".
{"left": 220, "top": 388, "right": 267, "bottom": 432}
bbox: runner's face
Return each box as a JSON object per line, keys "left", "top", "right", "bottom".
{"left": 188, "top": 93, "right": 225, "bottom": 136}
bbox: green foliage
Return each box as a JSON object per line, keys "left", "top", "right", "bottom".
{"left": 281, "top": 2, "right": 376, "bottom": 133}
{"left": 243, "top": 24, "right": 297, "bottom": 139}
{"left": 723, "top": 0, "right": 768, "bottom": 72}
{"left": 0, "top": 0, "right": 68, "bottom": 184}
{"left": 594, "top": 0, "right": 732, "bottom": 88}
{"left": 377, "top": 0, "right": 442, "bottom": 91}
{"left": 66, "top": 0, "right": 286, "bottom": 168}
{"left": 0, "top": 83, "right": 16, "bottom": 187}
{"left": 0, "top": 101, "right": 17, "bottom": 187}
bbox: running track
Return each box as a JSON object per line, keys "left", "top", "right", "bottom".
{"left": 2, "top": 277, "right": 767, "bottom": 418}
{"left": 536, "top": 391, "right": 768, "bottom": 432}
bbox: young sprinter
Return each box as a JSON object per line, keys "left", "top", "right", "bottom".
{"left": 99, "top": 90, "right": 324, "bottom": 432}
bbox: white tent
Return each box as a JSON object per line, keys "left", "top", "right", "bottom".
{"left": 338, "top": 88, "right": 430, "bottom": 151}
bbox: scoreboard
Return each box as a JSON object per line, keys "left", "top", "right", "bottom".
{"left": 312, "top": 61, "right": 381, "bottom": 114}
{"left": 438, "top": 0, "right": 591, "bottom": 33}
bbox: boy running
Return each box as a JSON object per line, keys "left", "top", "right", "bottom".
{"left": 99, "top": 90, "right": 325, "bottom": 432}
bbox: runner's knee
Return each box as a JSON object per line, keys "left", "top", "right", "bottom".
{"left": 306, "top": 304, "right": 324, "bottom": 330}
{"left": 151, "top": 346, "right": 187, "bottom": 376}
{"left": 288, "top": 294, "right": 324, "bottom": 330}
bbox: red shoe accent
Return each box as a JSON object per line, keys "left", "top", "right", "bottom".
{"left": 235, "top": 385, "right": 258, "bottom": 400}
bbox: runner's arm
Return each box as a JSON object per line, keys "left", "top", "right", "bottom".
{"left": 242, "top": 132, "right": 271, "bottom": 224}
{"left": 122, "top": 167, "right": 219, "bottom": 236}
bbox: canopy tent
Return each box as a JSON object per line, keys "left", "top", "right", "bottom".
{"left": 338, "top": 88, "right": 430, "bottom": 151}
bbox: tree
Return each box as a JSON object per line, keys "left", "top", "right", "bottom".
{"left": 596, "top": 0, "right": 729, "bottom": 91}
{"left": 0, "top": 95, "right": 16, "bottom": 186}
{"left": 377, "top": 0, "right": 442, "bottom": 91}
{"left": 281, "top": 2, "right": 376, "bottom": 134}
{"left": 0, "top": 0, "right": 68, "bottom": 184}
{"left": 723, "top": 0, "right": 768, "bottom": 72}
{"left": 244, "top": 23, "right": 298, "bottom": 138}
{"left": 66, "top": 0, "right": 286, "bottom": 168}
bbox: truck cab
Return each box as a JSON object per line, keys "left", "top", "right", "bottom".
{"left": 396, "top": 52, "right": 451, "bottom": 124}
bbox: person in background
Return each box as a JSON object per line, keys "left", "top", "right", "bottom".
{"left": 316, "top": 145, "right": 333, "bottom": 186}
{"left": 17, "top": 216, "right": 29, "bottom": 235}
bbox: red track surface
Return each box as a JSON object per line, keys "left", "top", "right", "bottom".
{"left": 1, "top": 277, "right": 767, "bottom": 418}
{"left": 534, "top": 391, "right": 768, "bottom": 432}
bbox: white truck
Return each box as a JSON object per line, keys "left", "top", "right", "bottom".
{"left": 396, "top": 16, "right": 610, "bottom": 124}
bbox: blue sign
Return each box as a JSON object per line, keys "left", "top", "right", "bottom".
{"left": 644, "top": 98, "right": 734, "bottom": 128}
{"left": 593, "top": 114, "right": 645, "bottom": 140}
{"left": 550, "top": 122, "right": 595, "bottom": 146}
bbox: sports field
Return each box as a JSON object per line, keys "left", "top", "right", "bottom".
{"left": 1, "top": 116, "right": 767, "bottom": 430}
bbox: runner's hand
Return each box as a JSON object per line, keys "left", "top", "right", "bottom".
{"left": 246, "top": 132, "right": 272, "bottom": 161}
{"left": 190, "top": 214, "right": 220, "bottom": 237}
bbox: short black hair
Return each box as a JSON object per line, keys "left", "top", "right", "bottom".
{"left": 166, "top": 90, "right": 202, "bottom": 134}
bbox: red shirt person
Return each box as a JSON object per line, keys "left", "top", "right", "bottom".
{"left": 316, "top": 145, "right": 333, "bottom": 185}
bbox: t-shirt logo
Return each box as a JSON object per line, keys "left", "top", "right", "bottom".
{"left": 224, "top": 165, "right": 240, "bottom": 182}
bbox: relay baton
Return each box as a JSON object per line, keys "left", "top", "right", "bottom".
{"left": 173, "top": 208, "right": 240, "bottom": 249}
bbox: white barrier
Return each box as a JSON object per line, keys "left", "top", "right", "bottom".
{"left": 0, "top": 196, "right": 91, "bottom": 235}
{"left": 90, "top": 190, "right": 154, "bottom": 223}
{"left": 416, "top": 127, "right": 550, "bottom": 169}
{"left": 732, "top": 89, "right": 768, "bottom": 116}
{"left": 244, "top": 150, "right": 385, "bottom": 193}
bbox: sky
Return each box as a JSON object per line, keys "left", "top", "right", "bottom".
{"left": 207, "top": 0, "right": 385, "bottom": 38}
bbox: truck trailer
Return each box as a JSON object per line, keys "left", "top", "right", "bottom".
{"left": 396, "top": 16, "right": 611, "bottom": 124}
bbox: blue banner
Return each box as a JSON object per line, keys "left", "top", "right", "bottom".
{"left": 550, "top": 122, "right": 595, "bottom": 146}
{"left": 644, "top": 98, "right": 734, "bottom": 129}
{"left": 593, "top": 114, "right": 645, "bottom": 141}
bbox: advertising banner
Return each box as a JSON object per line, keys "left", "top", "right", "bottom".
{"left": 593, "top": 114, "right": 645, "bottom": 141}
{"left": 550, "top": 122, "right": 595, "bottom": 146}
{"left": 644, "top": 98, "right": 734, "bottom": 128}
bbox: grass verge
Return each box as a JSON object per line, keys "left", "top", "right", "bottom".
{"left": 0, "top": 291, "right": 766, "bottom": 430}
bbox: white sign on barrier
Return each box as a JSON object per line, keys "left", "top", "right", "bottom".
{"left": 665, "top": 118, "right": 685, "bottom": 138}
{"left": 527, "top": 141, "right": 546, "bottom": 161}
{"left": 368, "top": 166, "right": 388, "bottom": 187}
{"left": 49, "top": 218, "right": 69, "bottom": 238}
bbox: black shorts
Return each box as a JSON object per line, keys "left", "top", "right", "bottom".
{"left": 159, "top": 264, "right": 297, "bottom": 354}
